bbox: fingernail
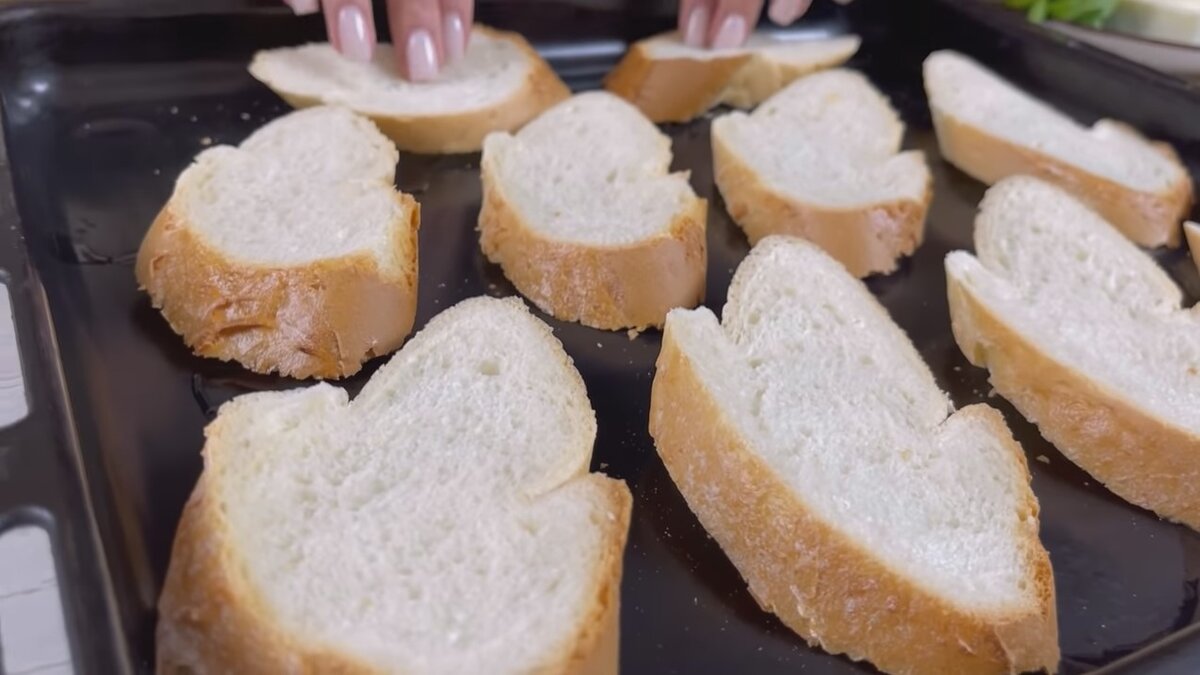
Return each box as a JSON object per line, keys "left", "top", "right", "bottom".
{"left": 443, "top": 12, "right": 466, "bottom": 63}
{"left": 682, "top": 6, "right": 709, "bottom": 47}
{"left": 337, "top": 5, "right": 372, "bottom": 62}
{"left": 768, "top": 0, "right": 808, "bottom": 25}
{"left": 712, "top": 14, "right": 748, "bottom": 49}
{"left": 284, "top": 0, "right": 319, "bottom": 15}
{"left": 406, "top": 29, "right": 439, "bottom": 81}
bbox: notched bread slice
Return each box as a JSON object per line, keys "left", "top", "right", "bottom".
{"left": 605, "top": 31, "right": 860, "bottom": 123}
{"left": 249, "top": 26, "right": 570, "bottom": 154}
{"left": 136, "top": 106, "right": 418, "bottom": 380}
{"left": 479, "top": 91, "right": 706, "bottom": 330}
{"left": 925, "top": 50, "right": 1193, "bottom": 248}
{"left": 157, "top": 296, "right": 633, "bottom": 674}
{"left": 947, "top": 176, "right": 1200, "bottom": 529}
{"left": 650, "top": 236, "right": 1058, "bottom": 675}
{"left": 712, "top": 70, "right": 931, "bottom": 277}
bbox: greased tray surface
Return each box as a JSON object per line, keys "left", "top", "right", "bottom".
{"left": 2, "top": 0, "right": 1200, "bottom": 672}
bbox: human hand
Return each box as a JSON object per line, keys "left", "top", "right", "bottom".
{"left": 283, "top": 0, "right": 474, "bottom": 82}
{"left": 679, "top": 0, "right": 845, "bottom": 49}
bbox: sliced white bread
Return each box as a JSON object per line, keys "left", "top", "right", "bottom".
{"left": 605, "top": 31, "right": 860, "bottom": 123}
{"left": 925, "top": 50, "right": 1193, "bottom": 248}
{"left": 157, "top": 296, "right": 632, "bottom": 674}
{"left": 947, "top": 176, "right": 1200, "bottom": 529}
{"left": 712, "top": 70, "right": 931, "bottom": 277}
{"left": 136, "top": 106, "right": 418, "bottom": 380}
{"left": 649, "top": 236, "right": 1058, "bottom": 674}
{"left": 479, "top": 91, "right": 706, "bottom": 330}
{"left": 1184, "top": 221, "right": 1200, "bottom": 271}
{"left": 249, "top": 26, "right": 570, "bottom": 154}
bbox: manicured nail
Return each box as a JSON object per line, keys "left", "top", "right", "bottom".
{"left": 406, "top": 29, "right": 439, "bottom": 81}
{"left": 337, "top": 5, "right": 372, "bottom": 62}
{"left": 712, "top": 14, "right": 748, "bottom": 49}
{"left": 683, "top": 6, "right": 709, "bottom": 47}
{"left": 285, "top": 0, "right": 319, "bottom": 15}
{"left": 443, "top": 12, "right": 466, "bottom": 63}
{"left": 768, "top": 0, "right": 810, "bottom": 25}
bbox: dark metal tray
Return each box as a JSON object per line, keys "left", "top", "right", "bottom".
{"left": 2, "top": 0, "right": 1200, "bottom": 672}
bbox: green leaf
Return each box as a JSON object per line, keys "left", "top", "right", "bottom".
{"left": 1006, "top": 0, "right": 1120, "bottom": 27}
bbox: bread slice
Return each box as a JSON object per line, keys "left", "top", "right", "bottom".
{"left": 479, "top": 91, "right": 706, "bottom": 330}
{"left": 1184, "top": 221, "right": 1200, "bottom": 271}
{"left": 157, "top": 296, "right": 632, "bottom": 674}
{"left": 711, "top": 70, "right": 931, "bottom": 277}
{"left": 605, "top": 31, "right": 860, "bottom": 123}
{"left": 925, "top": 50, "right": 1193, "bottom": 248}
{"left": 649, "top": 236, "right": 1058, "bottom": 674}
{"left": 947, "top": 176, "right": 1200, "bottom": 530}
{"left": 136, "top": 106, "right": 418, "bottom": 380}
{"left": 249, "top": 26, "right": 570, "bottom": 154}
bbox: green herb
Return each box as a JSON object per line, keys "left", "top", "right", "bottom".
{"left": 1003, "top": 0, "right": 1121, "bottom": 28}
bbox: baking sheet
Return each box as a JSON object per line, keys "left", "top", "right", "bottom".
{"left": 1, "top": 0, "right": 1199, "bottom": 672}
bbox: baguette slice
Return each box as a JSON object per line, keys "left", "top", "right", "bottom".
{"left": 136, "top": 106, "right": 418, "bottom": 380}
{"left": 947, "top": 176, "right": 1200, "bottom": 529}
{"left": 712, "top": 70, "right": 931, "bottom": 277}
{"left": 649, "top": 236, "right": 1058, "bottom": 675}
{"left": 157, "top": 296, "right": 633, "bottom": 674}
{"left": 479, "top": 91, "right": 706, "bottom": 330}
{"left": 925, "top": 50, "right": 1193, "bottom": 248}
{"left": 1184, "top": 221, "right": 1200, "bottom": 271}
{"left": 249, "top": 26, "right": 570, "bottom": 154}
{"left": 605, "top": 31, "right": 860, "bottom": 123}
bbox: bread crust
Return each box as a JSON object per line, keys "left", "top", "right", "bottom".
{"left": 648, "top": 325, "right": 1060, "bottom": 674}
{"left": 604, "top": 42, "right": 752, "bottom": 123}
{"left": 931, "top": 109, "right": 1193, "bottom": 248}
{"left": 478, "top": 156, "right": 707, "bottom": 331}
{"left": 254, "top": 27, "right": 570, "bottom": 154}
{"left": 604, "top": 36, "right": 857, "bottom": 123}
{"left": 135, "top": 197, "right": 419, "bottom": 380}
{"left": 157, "top": 411, "right": 633, "bottom": 675}
{"left": 712, "top": 131, "right": 931, "bottom": 278}
{"left": 947, "top": 266, "right": 1200, "bottom": 530}
{"left": 1184, "top": 221, "right": 1200, "bottom": 272}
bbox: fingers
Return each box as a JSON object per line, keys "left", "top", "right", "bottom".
{"left": 441, "top": 0, "right": 474, "bottom": 64}
{"left": 389, "top": 0, "right": 445, "bottom": 82}
{"left": 283, "top": 0, "right": 319, "bottom": 15}
{"left": 323, "top": 0, "right": 377, "bottom": 63}
{"left": 767, "top": 0, "right": 812, "bottom": 25}
{"left": 709, "top": 0, "right": 763, "bottom": 49}
{"left": 678, "top": 0, "right": 714, "bottom": 47}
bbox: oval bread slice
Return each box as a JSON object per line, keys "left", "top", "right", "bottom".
{"left": 925, "top": 50, "right": 1193, "bottom": 248}
{"left": 605, "top": 31, "right": 860, "bottom": 123}
{"left": 156, "top": 296, "right": 633, "bottom": 674}
{"left": 947, "top": 176, "right": 1200, "bottom": 529}
{"left": 249, "top": 26, "right": 570, "bottom": 154}
{"left": 712, "top": 70, "right": 932, "bottom": 277}
{"left": 479, "top": 91, "right": 706, "bottom": 330}
{"left": 135, "top": 106, "right": 419, "bottom": 380}
{"left": 650, "top": 236, "right": 1058, "bottom": 674}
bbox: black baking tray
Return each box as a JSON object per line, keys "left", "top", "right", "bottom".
{"left": 2, "top": 0, "right": 1200, "bottom": 672}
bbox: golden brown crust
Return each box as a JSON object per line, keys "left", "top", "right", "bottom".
{"left": 536, "top": 476, "right": 632, "bottom": 675}
{"left": 947, "top": 268, "right": 1200, "bottom": 530}
{"left": 604, "top": 36, "right": 857, "bottom": 124}
{"left": 135, "top": 196, "right": 419, "bottom": 380}
{"left": 478, "top": 156, "right": 707, "bottom": 331}
{"left": 157, "top": 424, "right": 631, "bottom": 674}
{"left": 712, "top": 131, "right": 931, "bottom": 278}
{"left": 648, "top": 323, "right": 1060, "bottom": 675}
{"left": 262, "top": 27, "right": 570, "bottom": 154}
{"left": 604, "top": 42, "right": 752, "bottom": 124}
{"left": 1185, "top": 222, "right": 1200, "bottom": 272}
{"left": 931, "top": 109, "right": 1193, "bottom": 248}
